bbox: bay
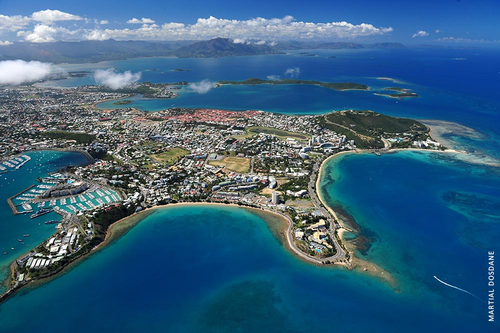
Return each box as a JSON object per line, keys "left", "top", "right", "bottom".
{"left": 0, "top": 204, "right": 497, "bottom": 332}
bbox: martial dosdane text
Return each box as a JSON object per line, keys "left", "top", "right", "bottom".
{"left": 488, "top": 251, "right": 495, "bottom": 322}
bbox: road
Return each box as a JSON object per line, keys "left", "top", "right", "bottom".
{"left": 307, "top": 159, "right": 346, "bottom": 262}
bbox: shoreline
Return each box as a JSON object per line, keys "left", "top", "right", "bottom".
{"left": 313, "top": 145, "right": 478, "bottom": 288}
{"left": 315, "top": 150, "right": 397, "bottom": 287}
{"left": 0, "top": 202, "right": 340, "bottom": 304}
{"left": 92, "top": 94, "right": 136, "bottom": 110}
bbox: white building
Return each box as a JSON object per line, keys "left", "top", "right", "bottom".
{"left": 272, "top": 191, "right": 280, "bottom": 204}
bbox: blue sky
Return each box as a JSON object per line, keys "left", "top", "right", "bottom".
{"left": 0, "top": 0, "right": 499, "bottom": 45}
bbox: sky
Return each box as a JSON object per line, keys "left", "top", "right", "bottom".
{"left": 0, "top": 0, "right": 499, "bottom": 45}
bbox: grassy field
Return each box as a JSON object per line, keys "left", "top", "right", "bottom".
{"left": 151, "top": 148, "right": 190, "bottom": 165}
{"left": 209, "top": 157, "right": 251, "bottom": 173}
{"left": 247, "top": 126, "right": 310, "bottom": 140}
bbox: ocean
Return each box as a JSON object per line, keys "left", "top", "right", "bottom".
{"left": 1, "top": 48, "right": 499, "bottom": 332}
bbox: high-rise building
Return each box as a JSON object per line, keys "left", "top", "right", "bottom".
{"left": 272, "top": 191, "right": 280, "bottom": 204}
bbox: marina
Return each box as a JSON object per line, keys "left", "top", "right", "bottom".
{"left": 0, "top": 155, "right": 31, "bottom": 174}
{"left": 7, "top": 174, "right": 122, "bottom": 217}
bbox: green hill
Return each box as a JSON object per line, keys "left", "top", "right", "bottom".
{"left": 318, "top": 110, "right": 428, "bottom": 149}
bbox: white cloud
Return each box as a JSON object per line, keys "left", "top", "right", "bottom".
{"left": 32, "top": 9, "right": 83, "bottom": 24}
{"left": 0, "top": 60, "right": 58, "bottom": 85}
{"left": 233, "top": 38, "right": 246, "bottom": 44}
{"left": 435, "top": 29, "right": 443, "bottom": 33}
{"left": 0, "top": 14, "right": 31, "bottom": 31}
{"left": 162, "top": 22, "right": 185, "bottom": 29}
{"left": 94, "top": 68, "right": 141, "bottom": 89}
{"left": 2, "top": 13, "right": 394, "bottom": 43}
{"left": 85, "top": 29, "right": 109, "bottom": 41}
{"left": 188, "top": 80, "right": 214, "bottom": 94}
{"left": 20, "top": 24, "right": 58, "bottom": 43}
{"left": 412, "top": 30, "right": 429, "bottom": 38}
{"left": 284, "top": 67, "right": 301, "bottom": 78}
{"left": 267, "top": 75, "right": 281, "bottom": 80}
{"left": 101, "top": 15, "right": 393, "bottom": 41}
{"left": 0, "top": 40, "right": 13, "bottom": 45}
{"left": 18, "top": 24, "right": 78, "bottom": 43}
{"left": 127, "top": 17, "right": 155, "bottom": 24}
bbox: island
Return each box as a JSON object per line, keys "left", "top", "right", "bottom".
{"left": 0, "top": 83, "right": 453, "bottom": 303}
{"left": 113, "top": 99, "right": 133, "bottom": 105}
{"left": 218, "top": 78, "right": 369, "bottom": 91}
{"left": 375, "top": 87, "right": 419, "bottom": 99}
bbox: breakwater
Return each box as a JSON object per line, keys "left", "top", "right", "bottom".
{"left": 7, "top": 185, "right": 35, "bottom": 215}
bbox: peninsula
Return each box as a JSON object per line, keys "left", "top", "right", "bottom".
{"left": 0, "top": 84, "right": 446, "bottom": 303}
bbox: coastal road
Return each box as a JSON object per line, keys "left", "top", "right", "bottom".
{"left": 307, "top": 159, "right": 346, "bottom": 261}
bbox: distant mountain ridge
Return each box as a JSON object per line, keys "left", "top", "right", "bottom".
{"left": 170, "top": 38, "right": 283, "bottom": 58}
{"left": 0, "top": 40, "right": 191, "bottom": 63}
{"left": 0, "top": 38, "right": 406, "bottom": 63}
{"left": 274, "top": 41, "right": 406, "bottom": 50}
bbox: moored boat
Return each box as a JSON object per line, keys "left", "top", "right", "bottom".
{"left": 30, "top": 208, "right": 53, "bottom": 219}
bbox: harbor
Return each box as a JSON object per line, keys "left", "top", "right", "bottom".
{"left": 7, "top": 173, "right": 122, "bottom": 217}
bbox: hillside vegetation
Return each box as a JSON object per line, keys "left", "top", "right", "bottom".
{"left": 41, "top": 131, "right": 96, "bottom": 144}
{"left": 318, "top": 110, "right": 428, "bottom": 149}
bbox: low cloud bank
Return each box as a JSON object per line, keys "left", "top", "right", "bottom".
{"left": 188, "top": 79, "right": 214, "bottom": 94}
{"left": 0, "top": 60, "right": 57, "bottom": 85}
{"left": 94, "top": 68, "right": 141, "bottom": 89}
{"left": 284, "top": 67, "right": 301, "bottom": 78}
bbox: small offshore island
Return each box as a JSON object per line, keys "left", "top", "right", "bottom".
{"left": 375, "top": 87, "right": 419, "bottom": 99}
{"left": 218, "top": 78, "right": 369, "bottom": 91}
{"left": 0, "top": 84, "right": 447, "bottom": 303}
{"left": 113, "top": 99, "right": 133, "bottom": 105}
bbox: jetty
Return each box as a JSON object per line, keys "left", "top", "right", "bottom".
{"left": 7, "top": 185, "right": 36, "bottom": 215}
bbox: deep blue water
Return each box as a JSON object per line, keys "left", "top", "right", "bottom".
{"left": 0, "top": 151, "right": 89, "bottom": 293}
{"left": 0, "top": 205, "right": 497, "bottom": 332}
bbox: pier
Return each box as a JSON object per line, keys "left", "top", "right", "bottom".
{"left": 7, "top": 185, "right": 36, "bottom": 215}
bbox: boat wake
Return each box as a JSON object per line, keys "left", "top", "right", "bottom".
{"left": 433, "top": 275, "right": 485, "bottom": 303}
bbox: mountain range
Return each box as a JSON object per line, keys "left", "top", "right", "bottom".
{"left": 0, "top": 38, "right": 407, "bottom": 63}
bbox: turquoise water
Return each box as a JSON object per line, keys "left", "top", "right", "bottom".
{"left": 0, "top": 150, "right": 89, "bottom": 292}
{"left": 0, "top": 205, "right": 497, "bottom": 332}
